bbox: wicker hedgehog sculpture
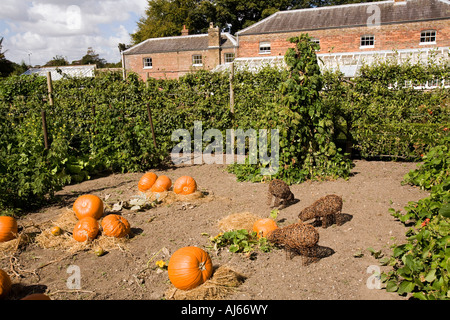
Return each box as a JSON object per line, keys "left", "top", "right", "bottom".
{"left": 298, "top": 194, "right": 343, "bottom": 228}
{"left": 267, "top": 179, "right": 295, "bottom": 209}
{"left": 267, "top": 222, "right": 320, "bottom": 265}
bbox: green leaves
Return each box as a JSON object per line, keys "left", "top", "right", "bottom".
{"left": 209, "top": 229, "right": 273, "bottom": 255}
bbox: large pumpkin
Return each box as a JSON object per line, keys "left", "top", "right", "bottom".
{"left": 0, "top": 269, "right": 12, "bottom": 299}
{"left": 0, "top": 216, "right": 18, "bottom": 243}
{"left": 21, "top": 293, "right": 51, "bottom": 300}
{"left": 73, "top": 217, "right": 99, "bottom": 242}
{"left": 73, "top": 194, "right": 104, "bottom": 220}
{"left": 138, "top": 172, "right": 158, "bottom": 192}
{"left": 173, "top": 176, "right": 197, "bottom": 195}
{"left": 253, "top": 218, "right": 278, "bottom": 239}
{"left": 168, "top": 246, "right": 213, "bottom": 290}
{"left": 101, "top": 214, "right": 130, "bottom": 238}
{"left": 150, "top": 175, "right": 172, "bottom": 193}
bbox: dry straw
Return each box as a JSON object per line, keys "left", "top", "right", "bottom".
{"left": 217, "top": 212, "right": 262, "bottom": 233}
{"left": 35, "top": 208, "right": 130, "bottom": 254}
{"left": 165, "top": 265, "right": 246, "bottom": 300}
{"left": 144, "top": 190, "right": 212, "bottom": 205}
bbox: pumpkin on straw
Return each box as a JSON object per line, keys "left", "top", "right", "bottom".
{"left": 72, "top": 217, "right": 99, "bottom": 242}
{"left": 173, "top": 176, "right": 197, "bottom": 195}
{"left": 252, "top": 218, "right": 278, "bottom": 239}
{"left": 0, "top": 269, "right": 12, "bottom": 299}
{"left": 151, "top": 175, "right": 172, "bottom": 193}
{"left": 0, "top": 216, "right": 18, "bottom": 243}
{"left": 101, "top": 214, "right": 130, "bottom": 238}
{"left": 168, "top": 246, "right": 213, "bottom": 291}
{"left": 138, "top": 172, "right": 158, "bottom": 192}
{"left": 73, "top": 194, "right": 104, "bottom": 220}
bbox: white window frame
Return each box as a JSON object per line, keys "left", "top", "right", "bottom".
{"left": 224, "top": 53, "right": 235, "bottom": 63}
{"left": 311, "top": 38, "right": 320, "bottom": 51}
{"left": 143, "top": 57, "right": 152, "bottom": 69}
{"left": 259, "top": 41, "right": 271, "bottom": 54}
{"left": 192, "top": 54, "right": 203, "bottom": 66}
{"left": 360, "top": 35, "right": 375, "bottom": 48}
{"left": 420, "top": 30, "right": 436, "bottom": 45}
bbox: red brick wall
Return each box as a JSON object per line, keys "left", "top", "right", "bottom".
{"left": 124, "top": 47, "right": 236, "bottom": 80}
{"left": 237, "top": 20, "right": 450, "bottom": 57}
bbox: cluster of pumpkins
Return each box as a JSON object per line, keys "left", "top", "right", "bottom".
{"left": 0, "top": 171, "right": 278, "bottom": 296}
{"left": 138, "top": 172, "right": 197, "bottom": 195}
{"left": 71, "top": 194, "right": 131, "bottom": 242}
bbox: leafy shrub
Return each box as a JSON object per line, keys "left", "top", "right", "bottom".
{"left": 382, "top": 135, "right": 450, "bottom": 299}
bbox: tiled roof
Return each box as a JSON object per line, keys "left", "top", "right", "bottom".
{"left": 123, "top": 33, "right": 237, "bottom": 55}
{"left": 237, "top": 0, "right": 450, "bottom": 36}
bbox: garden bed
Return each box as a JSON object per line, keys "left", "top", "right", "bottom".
{"left": 0, "top": 160, "right": 429, "bottom": 300}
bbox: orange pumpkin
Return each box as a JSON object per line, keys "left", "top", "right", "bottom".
{"left": 168, "top": 246, "right": 213, "bottom": 290}
{"left": 138, "top": 172, "right": 158, "bottom": 192}
{"left": 0, "top": 216, "right": 18, "bottom": 243}
{"left": 0, "top": 269, "right": 12, "bottom": 299}
{"left": 101, "top": 214, "right": 131, "bottom": 238}
{"left": 173, "top": 176, "right": 197, "bottom": 195}
{"left": 150, "top": 175, "right": 172, "bottom": 193}
{"left": 73, "top": 217, "right": 99, "bottom": 242}
{"left": 73, "top": 194, "right": 104, "bottom": 220}
{"left": 21, "top": 293, "right": 51, "bottom": 300}
{"left": 253, "top": 218, "right": 278, "bottom": 239}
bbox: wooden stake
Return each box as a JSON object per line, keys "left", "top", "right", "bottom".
{"left": 46, "top": 72, "right": 53, "bottom": 106}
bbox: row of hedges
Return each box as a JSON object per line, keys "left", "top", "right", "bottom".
{"left": 0, "top": 40, "right": 448, "bottom": 213}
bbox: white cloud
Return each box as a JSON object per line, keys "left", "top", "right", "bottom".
{"left": 1, "top": 0, "right": 148, "bottom": 65}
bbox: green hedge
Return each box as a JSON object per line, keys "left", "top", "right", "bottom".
{"left": 0, "top": 49, "right": 448, "bottom": 213}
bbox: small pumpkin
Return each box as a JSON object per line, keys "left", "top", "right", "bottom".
{"left": 51, "top": 226, "right": 62, "bottom": 236}
{"left": 73, "top": 217, "right": 99, "bottom": 242}
{"left": 253, "top": 218, "right": 278, "bottom": 239}
{"left": 138, "top": 172, "right": 158, "bottom": 192}
{"left": 73, "top": 194, "right": 104, "bottom": 220}
{"left": 173, "top": 176, "right": 197, "bottom": 195}
{"left": 168, "top": 246, "right": 213, "bottom": 291}
{"left": 150, "top": 175, "right": 172, "bottom": 193}
{"left": 0, "top": 216, "right": 18, "bottom": 243}
{"left": 101, "top": 214, "right": 131, "bottom": 238}
{"left": 0, "top": 269, "right": 12, "bottom": 299}
{"left": 21, "top": 293, "right": 51, "bottom": 300}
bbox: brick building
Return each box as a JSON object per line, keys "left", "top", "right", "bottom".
{"left": 123, "top": 0, "right": 450, "bottom": 79}
{"left": 122, "top": 23, "right": 237, "bottom": 80}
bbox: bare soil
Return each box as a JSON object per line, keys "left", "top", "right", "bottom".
{"left": 1, "top": 160, "right": 429, "bottom": 301}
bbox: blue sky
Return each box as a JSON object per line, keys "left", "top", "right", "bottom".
{"left": 0, "top": 0, "right": 148, "bottom": 66}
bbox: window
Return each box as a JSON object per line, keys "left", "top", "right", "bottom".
{"left": 143, "top": 57, "right": 152, "bottom": 69}
{"left": 259, "top": 42, "right": 271, "bottom": 54}
{"left": 311, "top": 39, "right": 320, "bottom": 51}
{"left": 192, "top": 54, "right": 203, "bottom": 66}
{"left": 224, "top": 53, "right": 235, "bottom": 63}
{"left": 360, "top": 35, "right": 375, "bottom": 48}
{"left": 420, "top": 30, "right": 436, "bottom": 44}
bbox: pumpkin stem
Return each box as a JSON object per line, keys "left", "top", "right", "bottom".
{"left": 198, "top": 261, "right": 207, "bottom": 271}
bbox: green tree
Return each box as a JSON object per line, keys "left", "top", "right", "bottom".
{"left": 75, "top": 47, "right": 107, "bottom": 68}
{"left": 0, "top": 37, "right": 14, "bottom": 77}
{"left": 44, "top": 55, "right": 69, "bottom": 67}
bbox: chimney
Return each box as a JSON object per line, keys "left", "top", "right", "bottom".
{"left": 181, "top": 25, "right": 189, "bottom": 36}
{"left": 208, "top": 22, "right": 221, "bottom": 48}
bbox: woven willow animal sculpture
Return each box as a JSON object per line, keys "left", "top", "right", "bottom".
{"left": 298, "top": 194, "right": 343, "bottom": 228}
{"left": 267, "top": 222, "right": 320, "bottom": 265}
{"left": 267, "top": 179, "right": 295, "bottom": 209}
